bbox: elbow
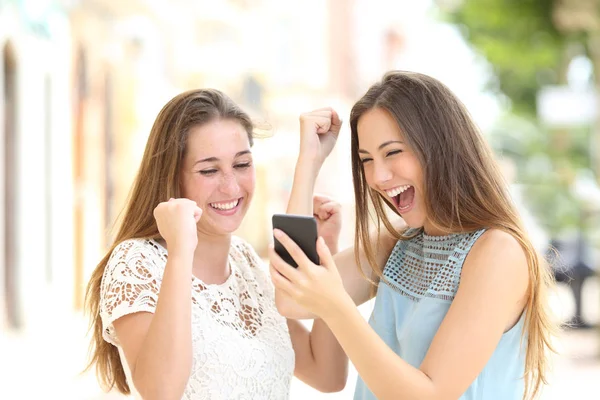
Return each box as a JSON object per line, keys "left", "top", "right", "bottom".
{"left": 132, "top": 368, "right": 190, "bottom": 400}
{"left": 313, "top": 367, "right": 348, "bottom": 393}
{"left": 135, "top": 380, "right": 186, "bottom": 400}
{"left": 313, "top": 376, "right": 347, "bottom": 393}
{"left": 141, "top": 390, "right": 181, "bottom": 400}
{"left": 323, "top": 377, "right": 347, "bottom": 393}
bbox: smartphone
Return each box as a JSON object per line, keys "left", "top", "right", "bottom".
{"left": 272, "top": 214, "right": 320, "bottom": 268}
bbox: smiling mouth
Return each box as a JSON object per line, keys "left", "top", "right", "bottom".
{"left": 209, "top": 198, "right": 241, "bottom": 211}
{"left": 385, "top": 185, "right": 415, "bottom": 212}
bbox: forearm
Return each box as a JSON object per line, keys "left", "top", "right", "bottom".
{"left": 133, "top": 254, "right": 193, "bottom": 399}
{"left": 324, "top": 300, "right": 439, "bottom": 400}
{"left": 275, "top": 158, "right": 322, "bottom": 318}
{"left": 286, "top": 157, "right": 319, "bottom": 215}
{"left": 307, "top": 319, "right": 348, "bottom": 391}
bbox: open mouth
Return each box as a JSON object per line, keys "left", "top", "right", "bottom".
{"left": 209, "top": 198, "right": 242, "bottom": 213}
{"left": 385, "top": 185, "right": 415, "bottom": 213}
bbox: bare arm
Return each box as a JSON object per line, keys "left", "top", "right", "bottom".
{"left": 112, "top": 199, "right": 201, "bottom": 400}
{"left": 113, "top": 253, "right": 193, "bottom": 400}
{"left": 274, "top": 153, "right": 400, "bottom": 318}
{"left": 277, "top": 153, "right": 396, "bottom": 392}
{"left": 287, "top": 317, "right": 348, "bottom": 392}
{"left": 322, "top": 229, "right": 529, "bottom": 400}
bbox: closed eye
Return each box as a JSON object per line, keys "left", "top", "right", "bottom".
{"left": 359, "top": 157, "right": 373, "bottom": 164}
{"left": 234, "top": 162, "right": 252, "bottom": 169}
{"left": 386, "top": 150, "right": 402, "bottom": 157}
{"left": 199, "top": 169, "right": 217, "bottom": 176}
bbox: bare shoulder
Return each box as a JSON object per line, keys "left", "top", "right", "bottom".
{"left": 461, "top": 229, "right": 529, "bottom": 297}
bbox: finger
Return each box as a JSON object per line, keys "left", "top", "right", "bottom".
{"left": 273, "top": 229, "right": 314, "bottom": 270}
{"left": 316, "top": 237, "right": 336, "bottom": 270}
{"left": 331, "top": 109, "right": 342, "bottom": 131}
{"left": 315, "top": 208, "right": 332, "bottom": 221}
{"left": 315, "top": 202, "right": 340, "bottom": 221}
{"left": 269, "top": 263, "right": 300, "bottom": 298}
{"left": 314, "top": 117, "right": 332, "bottom": 134}
{"left": 311, "top": 107, "right": 334, "bottom": 113}
{"left": 300, "top": 110, "right": 332, "bottom": 123}
{"left": 268, "top": 244, "right": 303, "bottom": 283}
{"left": 320, "top": 201, "right": 341, "bottom": 215}
{"left": 313, "top": 193, "right": 332, "bottom": 206}
{"left": 305, "top": 110, "right": 333, "bottom": 119}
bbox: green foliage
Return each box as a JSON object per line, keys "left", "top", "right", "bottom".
{"left": 446, "top": 0, "right": 600, "bottom": 237}
{"left": 490, "top": 114, "right": 593, "bottom": 235}
{"left": 448, "top": 0, "right": 566, "bottom": 115}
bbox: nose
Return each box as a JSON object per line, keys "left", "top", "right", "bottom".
{"left": 219, "top": 172, "right": 240, "bottom": 197}
{"left": 372, "top": 160, "right": 393, "bottom": 186}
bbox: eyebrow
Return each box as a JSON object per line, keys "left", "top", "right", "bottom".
{"left": 358, "top": 140, "right": 403, "bottom": 154}
{"left": 193, "top": 150, "right": 252, "bottom": 165}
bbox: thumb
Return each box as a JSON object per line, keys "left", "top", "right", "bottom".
{"left": 193, "top": 207, "right": 203, "bottom": 222}
{"left": 316, "top": 236, "right": 335, "bottom": 269}
{"left": 331, "top": 110, "right": 342, "bottom": 133}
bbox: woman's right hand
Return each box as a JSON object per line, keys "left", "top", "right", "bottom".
{"left": 298, "top": 108, "right": 342, "bottom": 168}
{"left": 153, "top": 198, "right": 203, "bottom": 255}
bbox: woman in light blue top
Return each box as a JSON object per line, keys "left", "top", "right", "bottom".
{"left": 269, "top": 71, "right": 557, "bottom": 399}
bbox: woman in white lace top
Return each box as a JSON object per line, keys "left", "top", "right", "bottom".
{"left": 84, "top": 89, "right": 348, "bottom": 399}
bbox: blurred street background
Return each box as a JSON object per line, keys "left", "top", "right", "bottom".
{"left": 0, "top": 0, "right": 598, "bottom": 398}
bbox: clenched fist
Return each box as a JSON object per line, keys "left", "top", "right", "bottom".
{"left": 299, "top": 107, "right": 342, "bottom": 167}
{"left": 154, "top": 198, "right": 203, "bottom": 255}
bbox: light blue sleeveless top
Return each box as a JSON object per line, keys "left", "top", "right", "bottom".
{"left": 354, "top": 229, "right": 526, "bottom": 400}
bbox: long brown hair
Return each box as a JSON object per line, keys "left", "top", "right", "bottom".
{"left": 84, "top": 89, "right": 254, "bottom": 394}
{"left": 350, "top": 71, "right": 557, "bottom": 399}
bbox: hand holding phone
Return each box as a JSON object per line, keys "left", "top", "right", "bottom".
{"left": 272, "top": 214, "right": 320, "bottom": 268}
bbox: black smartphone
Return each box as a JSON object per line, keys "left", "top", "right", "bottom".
{"left": 272, "top": 214, "right": 320, "bottom": 268}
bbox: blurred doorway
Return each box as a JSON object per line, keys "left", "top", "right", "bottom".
{"left": 3, "top": 42, "right": 20, "bottom": 329}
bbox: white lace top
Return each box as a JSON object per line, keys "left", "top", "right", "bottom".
{"left": 99, "top": 236, "right": 295, "bottom": 400}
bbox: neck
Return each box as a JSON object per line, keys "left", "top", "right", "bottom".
{"left": 422, "top": 219, "right": 451, "bottom": 236}
{"left": 192, "top": 231, "right": 232, "bottom": 285}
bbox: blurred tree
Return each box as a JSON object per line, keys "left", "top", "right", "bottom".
{"left": 441, "top": 0, "right": 598, "bottom": 115}
{"left": 439, "top": 0, "right": 600, "bottom": 233}
{"left": 443, "top": 0, "right": 600, "bottom": 332}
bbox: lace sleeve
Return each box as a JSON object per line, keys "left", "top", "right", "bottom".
{"left": 99, "top": 239, "right": 164, "bottom": 346}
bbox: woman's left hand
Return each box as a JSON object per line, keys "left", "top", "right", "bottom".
{"left": 269, "top": 229, "right": 353, "bottom": 321}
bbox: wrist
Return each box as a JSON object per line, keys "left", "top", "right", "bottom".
{"left": 324, "top": 241, "right": 339, "bottom": 255}
{"left": 295, "top": 155, "right": 322, "bottom": 177}
{"left": 167, "top": 246, "right": 195, "bottom": 264}
{"left": 324, "top": 293, "right": 356, "bottom": 327}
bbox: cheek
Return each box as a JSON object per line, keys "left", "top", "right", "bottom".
{"left": 182, "top": 174, "right": 214, "bottom": 201}
{"left": 239, "top": 168, "right": 256, "bottom": 194}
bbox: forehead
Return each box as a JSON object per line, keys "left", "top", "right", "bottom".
{"left": 357, "top": 108, "right": 404, "bottom": 148}
{"left": 186, "top": 119, "right": 251, "bottom": 156}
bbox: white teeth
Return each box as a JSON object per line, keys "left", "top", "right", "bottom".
{"left": 210, "top": 199, "right": 239, "bottom": 210}
{"left": 385, "top": 185, "right": 411, "bottom": 198}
